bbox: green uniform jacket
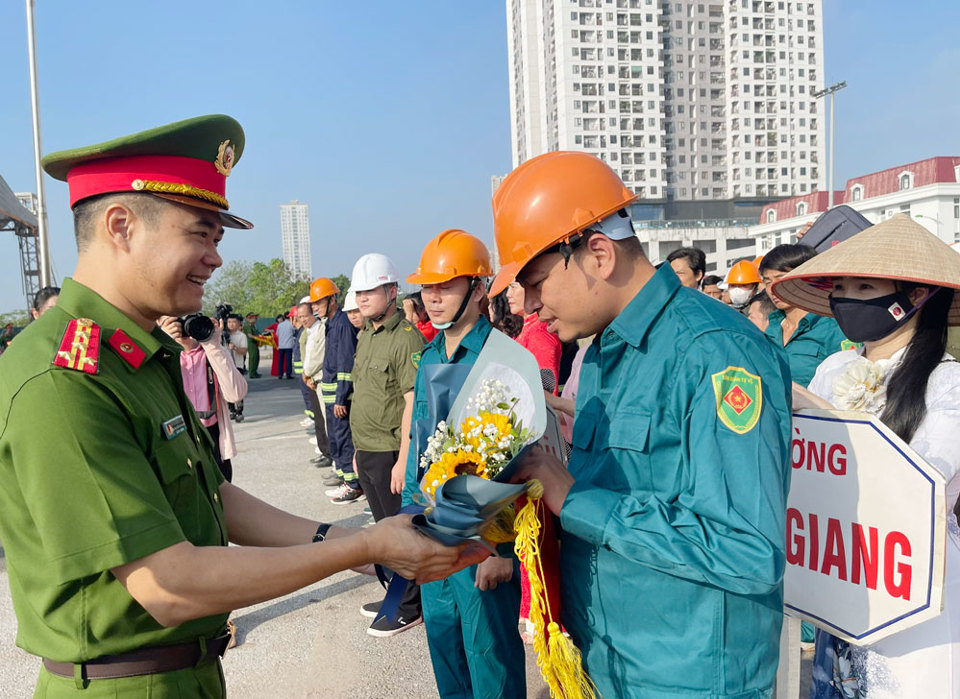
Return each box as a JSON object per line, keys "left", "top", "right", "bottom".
{"left": 559, "top": 265, "right": 793, "bottom": 697}
{"left": 763, "top": 309, "right": 848, "bottom": 388}
{"left": 0, "top": 279, "right": 228, "bottom": 665}
{"left": 349, "top": 311, "right": 424, "bottom": 452}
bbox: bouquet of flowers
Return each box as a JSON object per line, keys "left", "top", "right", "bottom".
{"left": 411, "top": 330, "right": 595, "bottom": 699}
{"left": 420, "top": 378, "right": 530, "bottom": 499}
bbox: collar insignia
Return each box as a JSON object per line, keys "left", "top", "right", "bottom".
{"left": 52, "top": 318, "right": 101, "bottom": 374}
{"left": 107, "top": 329, "right": 147, "bottom": 369}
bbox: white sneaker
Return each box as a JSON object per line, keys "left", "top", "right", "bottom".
{"left": 308, "top": 436, "right": 318, "bottom": 446}
{"left": 325, "top": 484, "right": 346, "bottom": 498}
{"left": 300, "top": 417, "right": 314, "bottom": 427}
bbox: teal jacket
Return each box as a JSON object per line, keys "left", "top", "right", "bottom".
{"left": 763, "top": 309, "right": 848, "bottom": 387}
{"left": 402, "top": 315, "right": 492, "bottom": 507}
{"left": 559, "top": 265, "right": 793, "bottom": 698}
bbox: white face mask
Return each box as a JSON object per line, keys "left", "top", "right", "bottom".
{"left": 728, "top": 287, "right": 754, "bottom": 308}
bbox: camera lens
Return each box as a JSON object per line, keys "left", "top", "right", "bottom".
{"left": 182, "top": 314, "right": 214, "bottom": 342}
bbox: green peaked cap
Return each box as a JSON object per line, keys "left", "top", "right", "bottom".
{"left": 42, "top": 114, "right": 245, "bottom": 181}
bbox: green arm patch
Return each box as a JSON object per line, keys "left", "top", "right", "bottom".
{"left": 711, "top": 366, "right": 762, "bottom": 434}
{"left": 411, "top": 351, "right": 421, "bottom": 369}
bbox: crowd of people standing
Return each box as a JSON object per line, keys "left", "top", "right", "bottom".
{"left": 0, "top": 112, "right": 957, "bottom": 699}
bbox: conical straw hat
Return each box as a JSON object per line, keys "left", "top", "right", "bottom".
{"left": 769, "top": 214, "right": 960, "bottom": 325}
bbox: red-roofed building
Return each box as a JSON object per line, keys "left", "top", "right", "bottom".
{"left": 750, "top": 156, "right": 960, "bottom": 251}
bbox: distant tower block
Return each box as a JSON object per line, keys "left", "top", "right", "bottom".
{"left": 281, "top": 200, "right": 312, "bottom": 279}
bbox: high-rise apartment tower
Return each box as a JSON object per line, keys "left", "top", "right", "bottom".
{"left": 507, "top": 0, "right": 826, "bottom": 200}
{"left": 280, "top": 200, "right": 312, "bottom": 279}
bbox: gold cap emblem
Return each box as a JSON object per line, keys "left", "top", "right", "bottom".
{"left": 215, "top": 140, "right": 235, "bottom": 177}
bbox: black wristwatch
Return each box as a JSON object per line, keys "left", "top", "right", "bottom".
{"left": 312, "top": 523, "right": 332, "bottom": 543}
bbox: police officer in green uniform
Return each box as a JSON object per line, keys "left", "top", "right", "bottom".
{"left": 349, "top": 253, "right": 426, "bottom": 636}
{"left": 242, "top": 313, "right": 261, "bottom": 378}
{"left": 0, "top": 115, "right": 480, "bottom": 697}
{"left": 490, "top": 152, "right": 793, "bottom": 698}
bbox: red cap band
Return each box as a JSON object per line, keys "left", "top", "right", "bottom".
{"left": 66, "top": 155, "right": 226, "bottom": 209}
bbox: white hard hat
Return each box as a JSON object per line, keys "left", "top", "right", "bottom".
{"left": 343, "top": 289, "right": 359, "bottom": 312}
{"left": 351, "top": 253, "right": 399, "bottom": 292}
{"left": 299, "top": 296, "right": 311, "bottom": 304}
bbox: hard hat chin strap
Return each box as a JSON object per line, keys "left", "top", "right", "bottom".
{"left": 370, "top": 286, "right": 393, "bottom": 323}
{"left": 431, "top": 278, "right": 479, "bottom": 331}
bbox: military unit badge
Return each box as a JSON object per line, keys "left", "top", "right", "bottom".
{"left": 711, "top": 366, "right": 762, "bottom": 434}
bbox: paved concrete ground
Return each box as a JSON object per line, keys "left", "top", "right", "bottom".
{"left": 0, "top": 375, "right": 809, "bottom": 697}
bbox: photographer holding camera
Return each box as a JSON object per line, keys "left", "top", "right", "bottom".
{"left": 159, "top": 314, "right": 248, "bottom": 482}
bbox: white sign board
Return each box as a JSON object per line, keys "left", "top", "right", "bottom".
{"left": 784, "top": 410, "right": 947, "bottom": 644}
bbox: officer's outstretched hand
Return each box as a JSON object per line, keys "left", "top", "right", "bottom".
{"left": 364, "top": 515, "right": 490, "bottom": 584}
{"left": 511, "top": 446, "right": 575, "bottom": 517}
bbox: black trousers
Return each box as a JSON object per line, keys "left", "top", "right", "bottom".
{"left": 356, "top": 450, "right": 421, "bottom": 619}
{"left": 206, "top": 421, "right": 232, "bottom": 482}
{"left": 307, "top": 388, "right": 331, "bottom": 458}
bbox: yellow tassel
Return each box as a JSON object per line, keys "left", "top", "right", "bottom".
{"left": 480, "top": 504, "right": 517, "bottom": 544}
{"left": 514, "top": 482, "right": 597, "bottom": 699}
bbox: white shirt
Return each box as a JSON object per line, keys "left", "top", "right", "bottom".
{"left": 809, "top": 347, "right": 960, "bottom": 511}
{"left": 302, "top": 318, "right": 326, "bottom": 381}
{"left": 808, "top": 347, "right": 960, "bottom": 698}
{"left": 228, "top": 330, "right": 247, "bottom": 370}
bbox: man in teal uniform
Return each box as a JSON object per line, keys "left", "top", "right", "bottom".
{"left": 403, "top": 230, "right": 526, "bottom": 699}
{"left": 490, "top": 152, "right": 793, "bottom": 698}
{"left": 759, "top": 245, "right": 849, "bottom": 388}
{"left": 0, "top": 115, "right": 478, "bottom": 697}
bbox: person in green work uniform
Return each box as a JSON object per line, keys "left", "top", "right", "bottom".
{"left": 242, "top": 312, "right": 260, "bottom": 378}
{"left": 349, "top": 252, "right": 426, "bottom": 637}
{"left": 0, "top": 115, "right": 481, "bottom": 698}
{"left": 759, "top": 244, "right": 849, "bottom": 388}
{"left": 403, "top": 229, "right": 526, "bottom": 699}
{"left": 490, "top": 152, "right": 793, "bottom": 698}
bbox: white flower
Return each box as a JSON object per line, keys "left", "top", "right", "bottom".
{"left": 833, "top": 356, "right": 889, "bottom": 413}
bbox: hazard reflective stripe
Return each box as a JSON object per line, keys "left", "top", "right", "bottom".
{"left": 319, "top": 382, "right": 337, "bottom": 392}
{"left": 322, "top": 395, "right": 337, "bottom": 404}
{"left": 337, "top": 372, "right": 352, "bottom": 381}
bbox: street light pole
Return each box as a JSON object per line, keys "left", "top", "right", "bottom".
{"left": 914, "top": 214, "right": 942, "bottom": 240}
{"left": 812, "top": 81, "right": 847, "bottom": 210}
{"left": 25, "top": 0, "right": 52, "bottom": 289}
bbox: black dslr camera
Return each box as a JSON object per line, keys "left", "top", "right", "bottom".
{"left": 180, "top": 303, "right": 233, "bottom": 343}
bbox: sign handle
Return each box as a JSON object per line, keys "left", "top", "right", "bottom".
{"left": 775, "top": 615, "right": 802, "bottom": 699}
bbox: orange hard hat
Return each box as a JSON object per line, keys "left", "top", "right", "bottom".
{"left": 727, "top": 260, "right": 762, "bottom": 285}
{"left": 407, "top": 229, "right": 493, "bottom": 285}
{"left": 752, "top": 255, "right": 765, "bottom": 268}
{"left": 489, "top": 151, "right": 637, "bottom": 296}
{"left": 309, "top": 277, "right": 339, "bottom": 302}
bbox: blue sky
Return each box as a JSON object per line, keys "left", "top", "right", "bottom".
{"left": 1, "top": 0, "right": 958, "bottom": 312}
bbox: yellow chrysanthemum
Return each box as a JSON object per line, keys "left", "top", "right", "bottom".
{"left": 422, "top": 449, "right": 488, "bottom": 498}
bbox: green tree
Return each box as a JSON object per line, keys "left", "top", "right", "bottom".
{"left": 0, "top": 308, "right": 31, "bottom": 328}
{"left": 330, "top": 274, "right": 350, "bottom": 307}
{"left": 203, "top": 260, "right": 253, "bottom": 315}
{"left": 246, "top": 259, "right": 311, "bottom": 317}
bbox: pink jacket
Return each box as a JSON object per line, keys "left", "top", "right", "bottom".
{"left": 180, "top": 334, "right": 248, "bottom": 461}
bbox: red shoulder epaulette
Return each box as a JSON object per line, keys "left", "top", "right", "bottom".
{"left": 52, "top": 318, "right": 101, "bottom": 375}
